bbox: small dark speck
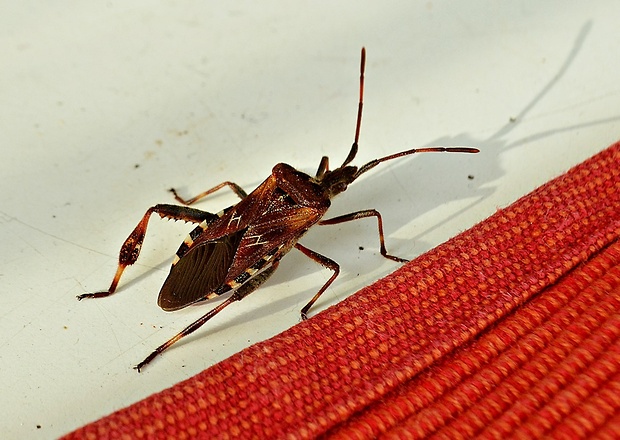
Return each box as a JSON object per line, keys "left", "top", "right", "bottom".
{"left": 134, "top": 164, "right": 140, "bottom": 169}
{"left": 509, "top": 116, "right": 517, "bottom": 123}
{"left": 36, "top": 425, "right": 42, "bottom": 429}
{"left": 358, "top": 246, "right": 364, "bottom": 251}
{"left": 468, "top": 175, "right": 475, "bottom": 180}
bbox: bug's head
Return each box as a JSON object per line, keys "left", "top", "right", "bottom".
{"left": 316, "top": 141, "right": 481, "bottom": 199}
{"left": 314, "top": 47, "right": 480, "bottom": 199}
{"left": 315, "top": 142, "right": 361, "bottom": 198}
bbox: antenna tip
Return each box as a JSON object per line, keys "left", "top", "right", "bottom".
{"left": 448, "top": 147, "right": 480, "bottom": 153}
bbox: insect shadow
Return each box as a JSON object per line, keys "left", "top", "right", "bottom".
{"left": 364, "top": 20, "right": 619, "bottom": 251}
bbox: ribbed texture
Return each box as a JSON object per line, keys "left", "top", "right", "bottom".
{"left": 328, "top": 239, "right": 620, "bottom": 439}
{"left": 62, "top": 142, "right": 620, "bottom": 439}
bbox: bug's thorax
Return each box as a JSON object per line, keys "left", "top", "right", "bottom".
{"left": 271, "top": 162, "right": 332, "bottom": 209}
{"left": 271, "top": 158, "right": 359, "bottom": 203}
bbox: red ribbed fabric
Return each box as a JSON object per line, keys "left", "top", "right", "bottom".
{"left": 62, "top": 142, "right": 620, "bottom": 439}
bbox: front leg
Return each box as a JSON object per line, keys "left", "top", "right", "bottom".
{"left": 319, "top": 209, "right": 408, "bottom": 263}
{"left": 77, "top": 204, "right": 218, "bottom": 301}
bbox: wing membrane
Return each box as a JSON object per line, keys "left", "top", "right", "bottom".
{"left": 158, "top": 229, "right": 245, "bottom": 311}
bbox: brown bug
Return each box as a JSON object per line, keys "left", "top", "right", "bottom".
{"left": 78, "top": 48, "right": 478, "bottom": 371}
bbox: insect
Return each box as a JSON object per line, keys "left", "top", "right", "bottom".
{"left": 78, "top": 48, "right": 479, "bottom": 371}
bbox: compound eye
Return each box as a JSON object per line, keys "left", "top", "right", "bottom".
{"left": 335, "top": 183, "right": 347, "bottom": 194}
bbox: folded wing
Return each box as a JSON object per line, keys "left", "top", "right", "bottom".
{"left": 158, "top": 229, "right": 245, "bottom": 311}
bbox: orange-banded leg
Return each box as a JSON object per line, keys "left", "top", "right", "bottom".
{"left": 135, "top": 261, "right": 279, "bottom": 372}
{"left": 77, "top": 204, "right": 219, "bottom": 301}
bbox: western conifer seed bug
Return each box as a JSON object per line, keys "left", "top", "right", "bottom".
{"left": 78, "top": 48, "right": 479, "bottom": 371}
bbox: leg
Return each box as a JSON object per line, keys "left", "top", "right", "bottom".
{"left": 294, "top": 243, "right": 340, "bottom": 319}
{"left": 135, "top": 263, "right": 278, "bottom": 372}
{"left": 78, "top": 204, "right": 218, "bottom": 301}
{"left": 319, "top": 209, "right": 408, "bottom": 263}
{"left": 170, "top": 181, "right": 248, "bottom": 206}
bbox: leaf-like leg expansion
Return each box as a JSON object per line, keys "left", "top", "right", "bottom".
{"left": 319, "top": 209, "right": 408, "bottom": 263}
{"left": 135, "top": 263, "right": 278, "bottom": 372}
{"left": 294, "top": 243, "right": 340, "bottom": 320}
{"left": 77, "top": 204, "right": 219, "bottom": 301}
{"left": 170, "top": 181, "right": 248, "bottom": 205}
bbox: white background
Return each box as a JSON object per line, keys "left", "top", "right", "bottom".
{"left": 2, "top": 2, "right": 619, "bottom": 438}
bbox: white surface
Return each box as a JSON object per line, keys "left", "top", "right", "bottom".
{"left": 1, "top": 1, "right": 619, "bottom": 438}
